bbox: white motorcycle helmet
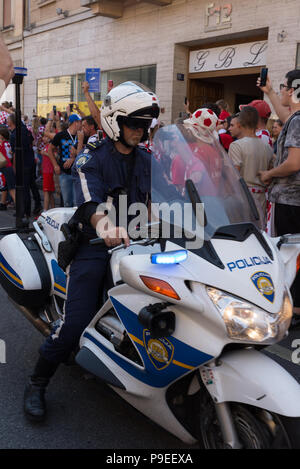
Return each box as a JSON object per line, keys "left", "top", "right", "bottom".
{"left": 101, "top": 81, "right": 160, "bottom": 144}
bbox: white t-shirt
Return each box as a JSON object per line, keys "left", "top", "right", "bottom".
{"left": 229, "top": 136, "right": 273, "bottom": 188}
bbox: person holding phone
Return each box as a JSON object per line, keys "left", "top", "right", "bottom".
{"left": 259, "top": 69, "right": 300, "bottom": 328}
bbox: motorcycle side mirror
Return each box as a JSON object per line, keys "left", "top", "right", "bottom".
{"left": 277, "top": 233, "right": 300, "bottom": 249}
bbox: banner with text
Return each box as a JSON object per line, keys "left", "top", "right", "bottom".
{"left": 189, "top": 41, "right": 267, "bottom": 74}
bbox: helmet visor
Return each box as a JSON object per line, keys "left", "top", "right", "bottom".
{"left": 120, "top": 116, "right": 152, "bottom": 131}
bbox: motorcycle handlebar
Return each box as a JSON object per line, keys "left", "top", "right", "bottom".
{"left": 89, "top": 237, "right": 157, "bottom": 254}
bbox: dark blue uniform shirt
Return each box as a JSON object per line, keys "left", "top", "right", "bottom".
{"left": 72, "top": 138, "right": 151, "bottom": 237}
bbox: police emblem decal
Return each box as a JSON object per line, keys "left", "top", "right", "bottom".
{"left": 76, "top": 154, "right": 91, "bottom": 169}
{"left": 251, "top": 271, "right": 275, "bottom": 303}
{"left": 144, "top": 330, "right": 174, "bottom": 371}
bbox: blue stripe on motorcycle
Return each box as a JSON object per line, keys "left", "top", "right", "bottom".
{"left": 0, "top": 253, "right": 24, "bottom": 289}
{"left": 82, "top": 297, "right": 213, "bottom": 388}
{"left": 51, "top": 260, "right": 67, "bottom": 294}
{"left": 110, "top": 296, "right": 213, "bottom": 368}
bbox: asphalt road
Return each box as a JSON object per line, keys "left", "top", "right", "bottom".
{"left": 0, "top": 206, "right": 300, "bottom": 450}
{"left": 0, "top": 207, "right": 191, "bottom": 450}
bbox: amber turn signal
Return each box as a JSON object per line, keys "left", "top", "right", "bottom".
{"left": 140, "top": 276, "right": 180, "bottom": 300}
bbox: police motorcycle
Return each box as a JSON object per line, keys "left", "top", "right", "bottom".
{"left": 1, "top": 122, "right": 300, "bottom": 449}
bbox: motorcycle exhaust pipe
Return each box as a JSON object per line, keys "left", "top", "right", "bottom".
{"left": 9, "top": 299, "right": 51, "bottom": 337}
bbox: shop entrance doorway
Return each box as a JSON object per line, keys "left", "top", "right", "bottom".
{"left": 189, "top": 80, "right": 224, "bottom": 111}
{"left": 189, "top": 72, "right": 263, "bottom": 115}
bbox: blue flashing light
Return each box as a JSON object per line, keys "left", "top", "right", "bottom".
{"left": 151, "top": 250, "right": 188, "bottom": 265}
{"left": 14, "top": 67, "right": 28, "bottom": 77}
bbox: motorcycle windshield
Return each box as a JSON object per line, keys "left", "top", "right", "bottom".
{"left": 151, "top": 124, "right": 260, "bottom": 242}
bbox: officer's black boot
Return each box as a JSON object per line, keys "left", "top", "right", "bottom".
{"left": 24, "top": 355, "right": 59, "bottom": 422}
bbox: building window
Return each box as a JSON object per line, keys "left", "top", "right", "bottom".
{"left": 101, "top": 64, "right": 157, "bottom": 95}
{"left": 37, "top": 65, "right": 157, "bottom": 116}
{"left": 78, "top": 64, "right": 157, "bottom": 102}
{"left": 297, "top": 44, "right": 300, "bottom": 70}
{"left": 3, "top": 0, "right": 12, "bottom": 29}
{"left": 37, "top": 75, "right": 76, "bottom": 116}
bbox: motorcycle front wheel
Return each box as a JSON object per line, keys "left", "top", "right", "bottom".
{"left": 200, "top": 403, "right": 300, "bottom": 449}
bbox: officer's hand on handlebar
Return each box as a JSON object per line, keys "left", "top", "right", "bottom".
{"left": 101, "top": 227, "right": 130, "bottom": 248}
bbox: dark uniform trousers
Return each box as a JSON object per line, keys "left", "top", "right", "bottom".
{"left": 40, "top": 244, "right": 109, "bottom": 365}
{"left": 38, "top": 138, "right": 151, "bottom": 366}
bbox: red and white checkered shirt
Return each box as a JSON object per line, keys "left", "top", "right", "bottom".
{"left": 36, "top": 125, "right": 46, "bottom": 152}
{"left": 0, "top": 111, "right": 9, "bottom": 125}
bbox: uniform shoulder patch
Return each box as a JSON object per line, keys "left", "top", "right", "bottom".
{"left": 76, "top": 151, "right": 93, "bottom": 169}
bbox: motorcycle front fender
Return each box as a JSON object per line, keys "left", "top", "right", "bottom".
{"left": 200, "top": 348, "right": 300, "bottom": 417}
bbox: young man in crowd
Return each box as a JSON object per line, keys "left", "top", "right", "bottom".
{"left": 48, "top": 114, "right": 83, "bottom": 207}
{"left": 240, "top": 100, "right": 273, "bottom": 147}
{"left": 81, "top": 115, "right": 99, "bottom": 145}
{"left": 229, "top": 106, "right": 273, "bottom": 230}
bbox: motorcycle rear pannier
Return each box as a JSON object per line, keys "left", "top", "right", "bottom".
{"left": 0, "top": 234, "right": 51, "bottom": 308}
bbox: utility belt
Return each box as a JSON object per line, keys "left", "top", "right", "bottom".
{"left": 57, "top": 222, "right": 83, "bottom": 272}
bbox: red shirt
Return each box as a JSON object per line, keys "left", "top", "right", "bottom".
{"left": 0, "top": 172, "right": 6, "bottom": 189}
{"left": 42, "top": 144, "right": 54, "bottom": 174}
{"left": 186, "top": 142, "right": 223, "bottom": 196}
{"left": 219, "top": 132, "right": 234, "bottom": 151}
{"left": 219, "top": 110, "right": 231, "bottom": 121}
{"left": 0, "top": 141, "right": 12, "bottom": 167}
{"left": 171, "top": 154, "right": 186, "bottom": 186}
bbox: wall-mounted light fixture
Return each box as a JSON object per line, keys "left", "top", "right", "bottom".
{"left": 277, "top": 30, "right": 287, "bottom": 43}
{"left": 56, "top": 8, "right": 69, "bottom": 18}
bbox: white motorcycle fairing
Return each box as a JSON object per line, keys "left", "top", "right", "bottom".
{"left": 200, "top": 348, "right": 300, "bottom": 417}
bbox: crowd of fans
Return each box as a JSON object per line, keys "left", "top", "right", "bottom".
{"left": 0, "top": 79, "right": 292, "bottom": 233}
{"left": 0, "top": 84, "right": 101, "bottom": 217}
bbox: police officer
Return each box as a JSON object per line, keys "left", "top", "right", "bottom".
{"left": 24, "top": 82, "right": 160, "bottom": 421}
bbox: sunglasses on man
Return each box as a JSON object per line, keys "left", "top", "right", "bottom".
{"left": 121, "top": 116, "right": 152, "bottom": 131}
{"left": 280, "top": 84, "right": 290, "bottom": 90}
{"left": 280, "top": 83, "right": 300, "bottom": 91}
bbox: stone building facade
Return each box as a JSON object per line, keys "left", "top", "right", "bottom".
{"left": 0, "top": 0, "right": 26, "bottom": 103}
{"left": 14, "top": 0, "right": 300, "bottom": 120}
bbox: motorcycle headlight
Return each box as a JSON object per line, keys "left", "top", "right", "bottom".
{"left": 206, "top": 287, "right": 292, "bottom": 344}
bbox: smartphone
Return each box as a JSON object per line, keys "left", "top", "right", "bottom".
{"left": 97, "top": 130, "right": 103, "bottom": 141}
{"left": 53, "top": 105, "right": 57, "bottom": 116}
{"left": 69, "top": 103, "right": 74, "bottom": 112}
{"left": 260, "top": 67, "right": 268, "bottom": 87}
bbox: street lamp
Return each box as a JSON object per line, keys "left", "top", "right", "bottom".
{"left": 0, "top": 67, "right": 32, "bottom": 235}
